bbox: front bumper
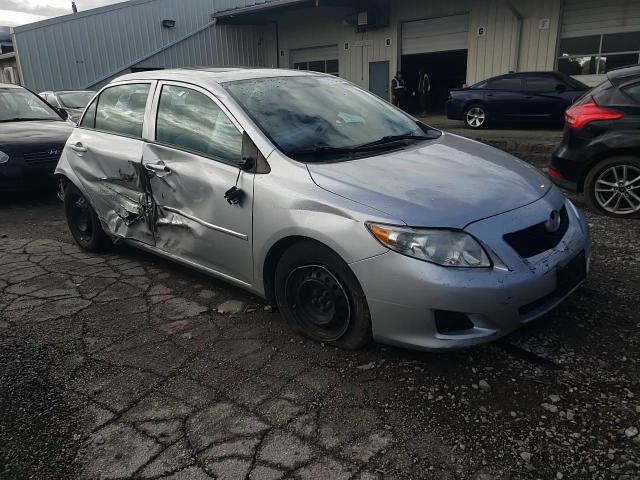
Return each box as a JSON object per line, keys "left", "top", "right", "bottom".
{"left": 350, "top": 194, "right": 591, "bottom": 351}
{"left": 445, "top": 99, "right": 464, "bottom": 120}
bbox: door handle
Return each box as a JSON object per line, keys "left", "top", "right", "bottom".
{"left": 69, "top": 142, "right": 87, "bottom": 153}
{"left": 145, "top": 162, "right": 170, "bottom": 172}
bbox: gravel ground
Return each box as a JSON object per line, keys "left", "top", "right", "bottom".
{"left": 1, "top": 149, "right": 639, "bottom": 480}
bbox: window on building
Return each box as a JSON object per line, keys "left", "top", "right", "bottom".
{"left": 155, "top": 84, "right": 242, "bottom": 164}
{"left": 485, "top": 77, "right": 523, "bottom": 90}
{"left": 94, "top": 83, "right": 150, "bottom": 137}
{"left": 293, "top": 59, "right": 339, "bottom": 76}
{"left": 558, "top": 31, "right": 640, "bottom": 76}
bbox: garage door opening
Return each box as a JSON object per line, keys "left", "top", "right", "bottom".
{"left": 400, "top": 49, "right": 468, "bottom": 114}
{"left": 400, "top": 14, "right": 469, "bottom": 114}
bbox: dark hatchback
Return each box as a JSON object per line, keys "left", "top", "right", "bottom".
{"left": 0, "top": 83, "right": 74, "bottom": 192}
{"left": 550, "top": 65, "right": 640, "bottom": 218}
{"left": 446, "top": 72, "right": 589, "bottom": 129}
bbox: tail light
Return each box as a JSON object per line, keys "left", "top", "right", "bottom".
{"left": 565, "top": 101, "right": 624, "bottom": 129}
{"left": 548, "top": 167, "right": 566, "bottom": 180}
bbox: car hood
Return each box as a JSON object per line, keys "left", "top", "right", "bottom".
{"left": 307, "top": 133, "right": 552, "bottom": 228}
{"left": 0, "top": 120, "right": 74, "bottom": 151}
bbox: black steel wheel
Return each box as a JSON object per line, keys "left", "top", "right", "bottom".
{"left": 64, "top": 182, "right": 112, "bottom": 252}
{"left": 285, "top": 265, "right": 351, "bottom": 342}
{"left": 274, "top": 241, "right": 371, "bottom": 349}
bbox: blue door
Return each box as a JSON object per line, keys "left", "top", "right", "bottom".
{"left": 369, "top": 61, "right": 390, "bottom": 101}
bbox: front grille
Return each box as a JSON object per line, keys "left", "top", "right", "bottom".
{"left": 23, "top": 149, "right": 63, "bottom": 164}
{"left": 503, "top": 206, "right": 569, "bottom": 258}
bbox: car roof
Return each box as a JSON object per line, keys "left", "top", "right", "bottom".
{"left": 606, "top": 64, "right": 640, "bottom": 85}
{"left": 52, "top": 90, "right": 95, "bottom": 93}
{"left": 0, "top": 83, "right": 24, "bottom": 89}
{"left": 114, "top": 67, "right": 323, "bottom": 88}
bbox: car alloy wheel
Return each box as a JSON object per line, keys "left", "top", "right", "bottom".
{"left": 285, "top": 264, "right": 351, "bottom": 342}
{"left": 465, "top": 107, "right": 486, "bottom": 128}
{"left": 594, "top": 164, "right": 640, "bottom": 215}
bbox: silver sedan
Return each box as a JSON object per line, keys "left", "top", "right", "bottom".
{"left": 55, "top": 68, "right": 591, "bottom": 351}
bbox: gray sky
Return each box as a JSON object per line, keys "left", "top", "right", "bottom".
{"left": 0, "top": 0, "right": 128, "bottom": 27}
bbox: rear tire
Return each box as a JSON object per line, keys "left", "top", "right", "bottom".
{"left": 464, "top": 104, "right": 488, "bottom": 129}
{"left": 64, "top": 183, "right": 112, "bottom": 252}
{"left": 584, "top": 156, "right": 640, "bottom": 219}
{"left": 274, "top": 241, "right": 372, "bottom": 350}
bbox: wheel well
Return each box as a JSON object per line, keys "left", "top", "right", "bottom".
{"left": 262, "top": 236, "right": 334, "bottom": 302}
{"left": 578, "top": 149, "right": 640, "bottom": 192}
{"left": 463, "top": 101, "right": 487, "bottom": 113}
{"left": 55, "top": 174, "right": 71, "bottom": 199}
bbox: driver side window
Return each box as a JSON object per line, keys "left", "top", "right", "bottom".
{"left": 155, "top": 84, "right": 243, "bottom": 165}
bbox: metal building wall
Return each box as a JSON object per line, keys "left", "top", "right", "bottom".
{"left": 270, "top": 0, "right": 562, "bottom": 88}
{"left": 13, "top": 0, "right": 275, "bottom": 92}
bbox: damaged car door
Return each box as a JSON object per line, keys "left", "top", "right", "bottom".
{"left": 69, "top": 81, "right": 156, "bottom": 245}
{"left": 143, "top": 82, "right": 253, "bottom": 284}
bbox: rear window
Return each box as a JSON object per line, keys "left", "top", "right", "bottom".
{"left": 585, "top": 79, "right": 640, "bottom": 107}
{"left": 622, "top": 82, "right": 640, "bottom": 104}
{"left": 485, "top": 78, "right": 522, "bottom": 90}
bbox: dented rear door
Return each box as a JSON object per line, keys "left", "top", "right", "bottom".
{"left": 69, "top": 81, "right": 156, "bottom": 245}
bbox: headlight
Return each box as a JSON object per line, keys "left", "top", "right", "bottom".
{"left": 0, "top": 151, "right": 8, "bottom": 164}
{"left": 366, "top": 222, "right": 491, "bottom": 268}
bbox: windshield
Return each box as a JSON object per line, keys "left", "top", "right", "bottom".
{"left": 0, "top": 87, "right": 62, "bottom": 122}
{"left": 223, "top": 75, "right": 432, "bottom": 158}
{"left": 57, "top": 91, "right": 95, "bottom": 109}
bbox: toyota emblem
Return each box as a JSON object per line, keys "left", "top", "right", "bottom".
{"left": 545, "top": 210, "right": 561, "bottom": 233}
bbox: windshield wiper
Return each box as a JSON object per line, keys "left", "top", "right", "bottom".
{"left": 286, "top": 145, "right": 358, "bottom": 157}
{"left": 0, "top": 117, "right": 57, "bottom": 123}
{"left": 286, "top": 133, "right": 436, "bottom": 159}
{"left": 356, "top": 133, "right": 434, "bottom": 149}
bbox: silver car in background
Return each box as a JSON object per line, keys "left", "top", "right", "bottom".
{"left": 39, "top": 90, "right": 95, "bottom": 122}
{"left": 55, "top": 68, "right": 591, "bottom": 351}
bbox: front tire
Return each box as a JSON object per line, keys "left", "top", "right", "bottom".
{"left": 464, "top": 104, "right": 488, "bottom": 129}
{"left": 64, "top": 183, "right": 112, "bottom": 252}
{"left": 274, "top": 241, "right": 372, "bottom": 350}
{"left": 584, "top": 156, "right": 640, "bottom": 219}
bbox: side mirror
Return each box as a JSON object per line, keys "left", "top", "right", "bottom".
{"left": 240, "top": 131, "right": 257, "bottom": 171}
{"left": 240, "top": 131, "right": 270, "bottom": 174}
{"left": 57, "top": 108, "right": 70, "bottom": 120}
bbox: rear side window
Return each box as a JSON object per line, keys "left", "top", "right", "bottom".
{"left": 80, "top": 99, "right": 97, "bottom": 128}
{"left": 524, "top": 77, "right": 559, "bottom": 92}
{"left": 94, "top": 83, "right": 150, "bottom": 138}
{"left": 622, "top": 82, "right": 640, "bottom": 104}
{"left": 155, "top": 84, "right": 242, "bottom": 164}
{"left": 486, "top": 78, "right": 523, "bottom": 90}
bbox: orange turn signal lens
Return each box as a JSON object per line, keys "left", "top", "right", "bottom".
{"left": 367, "top": 224, "right": 392, "bottom": 246}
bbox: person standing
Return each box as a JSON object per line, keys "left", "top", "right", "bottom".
{"left": 391, "top": 71, "right": 406, "bottom": 109}
{"left": 417, "top": 69, "right": 431, "bottom": 115}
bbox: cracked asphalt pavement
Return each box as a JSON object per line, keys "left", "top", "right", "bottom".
{"left": 1, "top": 187, "right": 639, "bottom": 480}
